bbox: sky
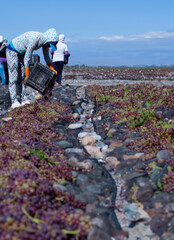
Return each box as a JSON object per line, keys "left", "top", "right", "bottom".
{"left": 1, "top": 0, "right": 174, "bottom": 66}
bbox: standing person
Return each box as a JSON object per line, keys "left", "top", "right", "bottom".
{"left": 0, "top": 35, "right": 8, "bottom": 85}
{"left": 51, "top": 34, "right": 70, "bottom": 86}
{"left": 6, "top": 28, "right": 58, "bottom": 109}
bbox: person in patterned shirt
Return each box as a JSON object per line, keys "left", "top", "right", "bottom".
{"left": 6, "top": 28, "right": 58, "bottom": 109}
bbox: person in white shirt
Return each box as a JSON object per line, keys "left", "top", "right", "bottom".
{"left": 51, "top": 34, "right": 70, "bottom": 85}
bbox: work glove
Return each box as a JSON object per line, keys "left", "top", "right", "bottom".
{"left": 47, "top": 62, "right": 57, "bottom": 75}
{"left": 24, "top": 68, "right": 30, "bottom": 85}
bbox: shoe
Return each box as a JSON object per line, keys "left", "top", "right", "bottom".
{"left": 11, "top": 100, "right": 21, "bottom": 109}
{"left": 21, "top": 100, "right": 30, "bottom": 106}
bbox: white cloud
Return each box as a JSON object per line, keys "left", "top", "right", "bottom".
{"left": 65, "top": 38, "right": 78, "bottom": 43}
{"left": 99, "top": 31, "right": 174, "bottom": 41}
{"left": 99, "top": 36, "right": 125, "bottom": 40}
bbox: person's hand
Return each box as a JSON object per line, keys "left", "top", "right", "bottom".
{"left": 24, "top": 68, "right": 30, "bottom": 85}
{"left": 47, "top": 62, "right": 57, "bottom": 75}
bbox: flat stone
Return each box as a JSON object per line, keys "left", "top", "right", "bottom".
{"left": 78, "top": 132, "right": 89, "bottom": 138}
{"left": 105, "top": 156, "right": 120, "bottom": 167}
{"left": 68, "top": 123, "right": 83, "bottom": 129}
{"left": 124, "top": 203, "right": 151, "bottom": 222}
{"left": 90, "top": 133, "right": 102, "bottom": 141}
{"left": 85, "top": 145, "right": 103, "bottom": 159}
{"left": 54, "top": 140, "right": 73, "bottom": 149}
{"left": 81, "top": 135, "right": 96, "bottom": 146}
{"left": 128, "top": 222, "right": 155, "bottom": 240}
{"left": 157, "top": 150, "right": 171, "bottom": 161}
{"left": 65, "top": 148, "right": 84, "bottom": 156}
{"left": 110, "top": 139, "right": 123, "bottom": 148}
{"left": 35, "top": 93, "right": 42, "bottom": 100}
{"left": 72, "top": 113, "right": 80, "bottom": 119}
{"left": 122, "top": 153, "right": 144, "bottom": 161}
{"left": 2, "top": 117, "right": 12, "bottom": 122}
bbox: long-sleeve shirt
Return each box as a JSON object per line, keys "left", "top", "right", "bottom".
{"left": 9, "top": 28, "right": 58, "bottom": 68}
{"left": 52, "top": 41, "right": 69, "bottom": 62}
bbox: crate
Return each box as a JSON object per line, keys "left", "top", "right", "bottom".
{"left": 29, "top": 54, "right": 40, "bottom": 72}
{"left": 26, "top": 62, "right": 56, "bottom": 94}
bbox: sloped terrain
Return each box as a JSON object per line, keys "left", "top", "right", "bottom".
{"left": 0, "top": 74, "right": 173, "bottom": 239}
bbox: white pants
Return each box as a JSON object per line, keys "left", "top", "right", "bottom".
{"left": 6, "top": 48, "right": 27, "bottom": 103}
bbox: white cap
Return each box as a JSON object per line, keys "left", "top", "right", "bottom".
{"left": 59, "top": 34, "right": 65, "bottom": 42}
{"left": 0, "top": 35, "right": 3, "bottom": 43}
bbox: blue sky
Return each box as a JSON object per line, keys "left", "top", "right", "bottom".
{"left": 1, "top": 0, "right": 174, "bottom": 66}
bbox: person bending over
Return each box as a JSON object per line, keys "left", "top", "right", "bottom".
{"left": 6, "top": 28, "right": 58, "bottom": 108}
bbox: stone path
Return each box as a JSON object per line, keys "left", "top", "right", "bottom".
{"left": 67, "top": 85, "right": 161, "bottom": 240}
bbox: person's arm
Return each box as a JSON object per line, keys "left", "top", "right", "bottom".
{"left": 64, "top": 51, "right": 70, "bottom": 56}
{"left": 64, "top": 44, "right": 70, "bottom": 56}
{"left": 42, "top": 44, "right": 52, "bottom": 65}
{"left": 43, "top": 44, "right": 57, "bottom": 75}
{"left": 24, "top": 37, "right": 40, "bottom": 80}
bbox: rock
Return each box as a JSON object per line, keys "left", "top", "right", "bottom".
{"left": 67, "top": 156, "right": 93, "bottom": 171}
{"left": 90, "top": 133, "right": 102, "bottom": 141}
{"left": 86, "top": 203, "right": 97, "bottom": 212}
{"left": 150, "top": 213, "right": 173, "bottom": 235}
{"left": 87, "top": 226, "right": 111, "bottom": 240}
{"left": 85, "top": 145, "right": 103, "bottom": 159}
{"left": 107, "top": 128, "right": 117, "bottom": 137}
{"left": 78, "top": 132, "right": 89, "bottom": 138}
{"left": 128, "top": 178, "right": 154, "bottom": 202}
{"left": 76, "top": 174, "right": 89, "bottom": 185}
{"left": 150, "top": 165, "right": 168, "bottom": 191}
{"left": 74, "top": 107, "right": 83, "bottom": 114}
{"left": 117, "top": 158, "right": 138, "bottom": 170}
{"left": 2, "top": 117, "right": 12, "bottom": 122}
{"left": 75, "top": 193, "right": 99, "bottom": 205}
{"left": 125, "top": 172, "right": 147, "bottom": 181}
{"left": 68, "top": 123, "right": 83, "bottom": 129}
{"left": 122, "top": 153, "right": 144, "bottom": 161}
{"left": 91, "top": 215, "right": 116, "bottom": 236}
{"left": 128, "top": 222, "right": 155, "bottom": 240}
{"left": 83, "top": 184, "right": 103, "bottom": 195}
{"left": 53, "top": 183, "right": 67, "bottom": 192}
{"left": 54, "top": 140, "right": 73, "bottom": 149}
{"left": 110, "top": 139, "right": 123, "bottom": 148}
{"left": 66, "top": 156, "right": 80, "bottom": 168}
{"left": 35, "top": 93, "right": 42, "bottom": 100}
{"left": 124, "top": 203, "right": 151, "bottom": 222}
{"left": 156, "top": 150, "right": 171, "bottom": 163}
{"left": 83, "top": 123, "right": 94, "bottom": 132}
{"left": 105, "top": 156, "right": 120, "bottom": 167}
{"left": 161, "top": 232, "right": 174, "bottom": 240}
{"left": 72, "top": 100, "right": 81, "bottom": 105}
{"left": 81, "top": 135, "right": 96, "bottom": 146}
{"left": 79, "top": 159, "right": 93, "bottom": 171}
{"left": 97, "top": 141, "right": 107, "bottom": 149}
{"left": 136, "top": 186, "right": 154, "bottom": 202}
{"left": 72, "top": 112, "right": 80, "bottom": 119}
{"left": 65, "top": 147, "right": 84, "bottom": 156}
